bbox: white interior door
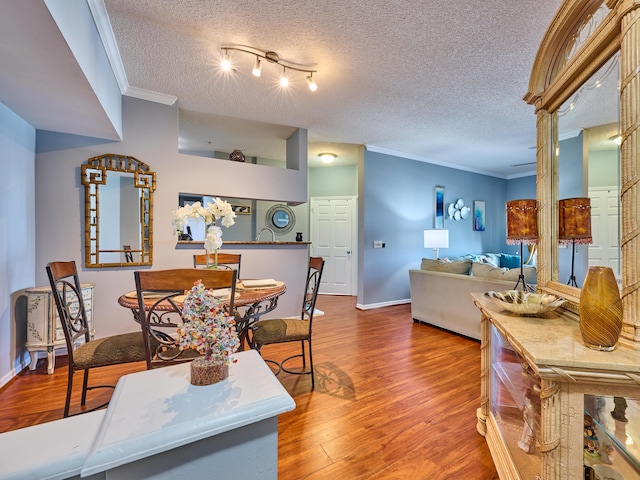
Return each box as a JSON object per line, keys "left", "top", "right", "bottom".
{"left": 588, "top": 186, "right": 620, "bottom": 280}
{"left": 310, "top": 196, "right": 356, "bottom": 295}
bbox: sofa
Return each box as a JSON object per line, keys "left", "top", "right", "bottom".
{"left": 409, "top": 254, "right": 537, "bottom": 340}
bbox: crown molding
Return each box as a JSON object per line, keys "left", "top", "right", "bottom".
{"left": 86, "top": 0, "right": 128, "bottom": 93}
{"left": 123, "top": 86, "right": 178, "bottom": 106}
{"left": 87, "top": 0, "right": 178, "bottom": 106}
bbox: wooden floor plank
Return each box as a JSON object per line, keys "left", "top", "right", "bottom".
{"left": 0, "top": 295, "right": 498, "bottom": 479}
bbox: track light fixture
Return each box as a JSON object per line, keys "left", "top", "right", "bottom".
{"left": 221, "top": 51, "right": 232, "bottom": 71}
{"left": 252, "top": 56, "right": 262, "bottom": 77}
{"left": 307, "top": 73, "right": 317, "bottom": 92}
{"left": 220, "top": 45, "right": 318, "bottom": 91}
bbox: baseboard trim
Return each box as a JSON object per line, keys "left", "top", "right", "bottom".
{"left": 0, "top": 356, "right": 30, "bottom": 390}
{"left": 356, "top": 298, "right": 411, "bottom": 310}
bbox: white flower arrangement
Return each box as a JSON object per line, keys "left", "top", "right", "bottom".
{"left": 177, "top": 280, "right": 240, "bottom": 365}
{"left": 172, "top": 198, "right": 237, "bottom": 254}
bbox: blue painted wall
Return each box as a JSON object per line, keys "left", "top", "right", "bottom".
{"left": 357, "top": 148, "right": 534, "bottom": 306}
{"left": 558, "top": 134, "right": 588, "bottom": 285}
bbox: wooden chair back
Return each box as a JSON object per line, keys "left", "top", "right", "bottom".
{"left": 302, "top": 257, "right": 325, "bottom": 325}
{"left": 134, "top": 268, "right": 237, "bottom": 369}
{"left": 193, "top": 253, "right": 241, "bottom": 277}
{"left": 46, "top": 261, "right": 91, "bottom": 359}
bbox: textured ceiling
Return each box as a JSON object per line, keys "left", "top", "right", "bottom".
{"left": 100, "top": 0, "right": 612, "bottom": 176}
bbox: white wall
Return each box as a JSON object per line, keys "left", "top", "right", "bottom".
{"left": 0, "top": 103, "right": 36, "bottom": 387}
{"left": 34, "top": 96, "right": 309, "bottom": 341}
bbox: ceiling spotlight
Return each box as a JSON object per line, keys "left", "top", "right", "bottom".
{"left": 280, "top": 67, "right": 289, "bottom": 87}
{"left": 221, "top": 50, "right": 232, "bottom": 71}
{"left": 252, "top": 56, "right": 262, "bottom": 77}
{"left": 307, "top": 73, "right": 317, "bottom": 92}
{"left": 319, "top": 153, "right": 336, "bottom": 164}
{"left": 220, "top": 45, "right": 318, "bottom": 91}
{"left": 609, "top": 134, "right": 622, "bottom": 145}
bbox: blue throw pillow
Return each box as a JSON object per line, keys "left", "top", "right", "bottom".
{"left": 500, "top": 254, "right": 522, "bottom": 269}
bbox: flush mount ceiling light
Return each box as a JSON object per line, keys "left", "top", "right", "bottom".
{"left": 319, "top": 153, "right": 336, "bottom": 163}
{"left": 220, "top": 45, "right": 318, "bottom": 91}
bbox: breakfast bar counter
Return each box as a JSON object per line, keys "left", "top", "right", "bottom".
{"left": 0, "top": 350, "right": 295, "bottom": 480}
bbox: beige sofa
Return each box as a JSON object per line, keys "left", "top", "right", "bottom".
{"left": 409, "top": 258, "right": 536, "bottom": 340}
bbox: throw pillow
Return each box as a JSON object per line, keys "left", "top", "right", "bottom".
{"left": 421, "top": 258, "right": 472, "bottom": 275}
{"left": 471, "top": 262, "right": 537, "bottom": 284}
{"left": 500, "top": 254, "right": 522, "bottom": 269}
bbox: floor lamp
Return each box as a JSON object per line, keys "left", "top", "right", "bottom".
{"left": 424, "top": 229, "right": 449, "bottom": 259}
{"left": 506, "top": 199, "right": 538, "bottom": 292}
{"left": 559, "top": 197, "right": 592, "bottom": 287}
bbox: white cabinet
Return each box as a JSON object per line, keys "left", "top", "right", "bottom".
{"left": 25, "top": 284, "right": 95, "bottom": 374}
{"left": 473, "top": 293, "right": 640, "bottom": 479}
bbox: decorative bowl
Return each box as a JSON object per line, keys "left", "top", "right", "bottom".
{"left": 484, "top": 290, "right": 564, "bottom": 316}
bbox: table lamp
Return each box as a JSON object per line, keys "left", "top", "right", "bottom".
{"left": 424, "top": 229, "right": 449, "bottom": 259}
{"left": 559, "top": 197, "right": 592, "bottom": 287}
{"left": 506, "top": 199, "right": 538, "bottom": 292}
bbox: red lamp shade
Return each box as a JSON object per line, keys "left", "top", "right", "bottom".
{"left": 506, "top": 199, "right": 538, "bottom": 245}
{"left": 559, "top": 197, "right": 592, "bottom": 245}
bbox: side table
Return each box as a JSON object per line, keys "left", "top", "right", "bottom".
{"left": 25, "top": 283, "right": 95, "bottom": 374}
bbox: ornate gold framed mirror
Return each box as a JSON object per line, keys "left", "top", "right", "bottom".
{"left": 525, "top": 0, "right": 640, "bottom": 347}
{"left": 81, "top": 154, "right": 155, "bottom": 268}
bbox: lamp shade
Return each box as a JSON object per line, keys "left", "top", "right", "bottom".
{"left": 506, "top": 199, "right": 538, "bottom": 245}
{"left": 424, "top": 229, "right": 449, "bottom": 249}
{"left": 559, "top": 197, "right": 592, "bottom": 245}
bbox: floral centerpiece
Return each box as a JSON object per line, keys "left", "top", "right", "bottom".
{"left": 172, "top": 198, "right": 237, "bottom": 268}
{"left": 178, "top": 280, "right": 240, "bottom": 385}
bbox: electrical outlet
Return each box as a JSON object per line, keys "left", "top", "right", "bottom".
{"left": 373, "top": 241, "right": 384, "bottom": 248}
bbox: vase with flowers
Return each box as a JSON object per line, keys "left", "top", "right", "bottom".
{"left": 177, "top": 280, "right": 240, "bottom": 385}
{"left": 172, "top": 198, "right": 236, "bottom": 268}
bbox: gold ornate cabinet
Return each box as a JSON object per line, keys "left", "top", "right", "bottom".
{"left": 473, "top": 294, "right": 640, "bottom": 479}
{"left": 25, "top": 284, "right": 95, "bottom": 374}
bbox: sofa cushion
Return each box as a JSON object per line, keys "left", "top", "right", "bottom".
{"left": 421, "top": 258, "right": 472, "bottom": 275}
{"left": 499, "top": 254, "right": 522, "bottom": 269}
{"left": 471, "top": 262, "right": 536, "bottom": 284}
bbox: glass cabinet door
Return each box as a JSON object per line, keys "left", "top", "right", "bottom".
{"left": 490, "top": 324, "right": 542, "bottom": 478}
{"left": 584, "top": 394, "right": 640, "bottom": 479}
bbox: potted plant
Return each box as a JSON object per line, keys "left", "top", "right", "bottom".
{"left": 177, "top": 280, "right": 240, "bottom": 385}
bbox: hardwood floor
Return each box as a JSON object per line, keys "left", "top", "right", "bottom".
{"left": 0, "top": 295, "right": 498, "bottom": 479}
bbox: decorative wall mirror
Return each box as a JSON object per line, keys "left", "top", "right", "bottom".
{"left": 525, "top": 0, "right": 640, "bottom": 347}
{"left": 556, "top": 52, "right": 620, "bottom": 288}
{"left": 266, "top": 204, "right": 296, "bottom": 234}
{"left": 82, "top": 154, "right": 155, "bottom": 268}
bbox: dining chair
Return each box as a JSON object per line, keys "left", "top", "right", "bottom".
{"left": 134, "top": 268, "right": 237, "bottom": 370}
{"left": 250, "top": 257, "right": 324, "bottom": 389}
{"left": 123, "top": 245, "right": 133, "bottom": 263}
{"left": 46, "top": 261, "right": 148, "bottom": 417}
{"left": 193, "top": 252, "right": 241, "bottom": 277}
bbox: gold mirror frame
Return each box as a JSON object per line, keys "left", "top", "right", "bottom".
{"left": 81, "top": 154, "right": 155, "bottom": 268}
{"left": 525, "top": 0, "right": 640, "bottom": 347}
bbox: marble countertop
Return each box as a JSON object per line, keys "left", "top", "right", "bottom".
{"left": 472, "top": 294, "right": 640, "bottom": 377}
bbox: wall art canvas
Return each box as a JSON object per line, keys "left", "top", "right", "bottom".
{"left": 434, "top": 186, "right": 445, "bottom": 229}
{"left": 474, "top": 200, "right": 486, "bottom": 231}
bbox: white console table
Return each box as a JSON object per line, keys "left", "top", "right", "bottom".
{"left": 25, "top": 283, "right": 95, "bottom": 374}
{"left": 0, "top": 350, "right": 295, "bottom": 480}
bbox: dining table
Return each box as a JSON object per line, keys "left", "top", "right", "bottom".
{"left": 117, "top": 279, "right": 287, "bottom": 350}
